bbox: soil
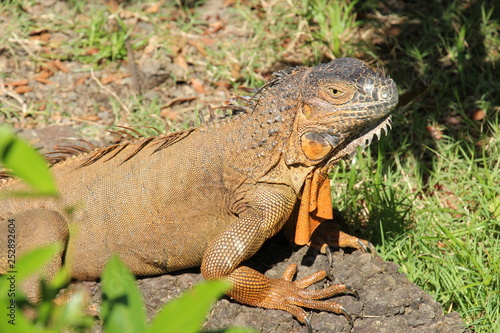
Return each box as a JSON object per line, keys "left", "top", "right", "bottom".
{"left": 1, "top": 1, "right": 470, "bottom": 332}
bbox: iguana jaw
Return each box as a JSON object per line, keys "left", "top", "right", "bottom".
{"left": 331, "top": 113, "right": 393, "bottom": 162}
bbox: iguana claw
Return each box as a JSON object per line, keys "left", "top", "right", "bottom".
{"left": 308, "top": 220, "right": 377, "bottom": 256}
{"left": 357, "top": 238, "right": 376, "bottom": 254}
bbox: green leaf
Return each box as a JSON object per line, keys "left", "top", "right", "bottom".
{"left": 147, "top": 279, "right": 231, "bottom": 333}
{"left": 0, "top": 126, "right": 58, "bottom": 197}
{"left": 0, "top": 244, "right": 61, "bottom": 333}
{"left": 217, "top": 328, "right": 257, "bottom": 333}
{"left": 14, "top": 243, "right": 62, "bottom": 282}
{"left": 52, "top": 289, "right": 94, "bottom": 331}
{"left": 101, "top": 255, "right": 147, "bottom": 333}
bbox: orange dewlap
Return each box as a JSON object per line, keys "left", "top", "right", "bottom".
{"left": 294, "top": 168, "right": 333, "bottom": 245}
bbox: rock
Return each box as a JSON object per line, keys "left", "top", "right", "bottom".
{"left": 79, "top": 233, "right": 468, "bottom": 333}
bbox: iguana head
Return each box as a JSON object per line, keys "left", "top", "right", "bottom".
{"left": 283, "top": 57, "right": 398, "bottom": 166}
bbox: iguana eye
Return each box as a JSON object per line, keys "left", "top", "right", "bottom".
{"left": 320, "top": 85, "right": 354, "bottom": 104}
{"left": 331, "top": 88, "right": 343, "bottom": 96}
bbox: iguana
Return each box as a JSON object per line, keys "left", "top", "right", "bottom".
{"left": 0, "top": 57, "right": 398, "bottom": 329}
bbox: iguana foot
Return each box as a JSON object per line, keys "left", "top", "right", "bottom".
{"left": 309, "top": 221, "right": 375, "bottom": 254}
{"left": 228, "top": 264, "right": 356, "bottom": 328}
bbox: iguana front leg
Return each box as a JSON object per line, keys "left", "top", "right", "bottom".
{"left": 0, "top": 209, "right": 68, "bottom": 303}
{"left": 201, "top": 185, "right": 356, "bottom": 327}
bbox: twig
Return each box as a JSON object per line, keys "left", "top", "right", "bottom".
{"left": 90, "top": 69, "right": 130, "bottom": 114}
{"left": 125, "top": 37, "right": 141, "bottom": 95}
{"left": 0, "top": 78, "right": 28, "bottom": 115}
{"left": 10, "top": 32, "right": 41, "bottom": 61}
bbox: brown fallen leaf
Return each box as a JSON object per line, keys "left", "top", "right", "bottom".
{"left": 230, "top": 62, "right": 242, "bottom": 80}
{"left": 14, "top": 86, "right": 32, "bottom": 94}
{"left": 191, "top": 78, "right": 206, "bottom": 94}
{"left": 75, "top": 74, "right": 91, "bottom": 86}
{"left": 34, "top": 69, "right": 56, "bottom": 84}
{"left": 34, "top": 77, "right": 56, "bottom": 85}
{"left": 35, "top": 70, "right": 53, "bottom": 80}
{"left": 145, "top": 3, "right": 160, "bottom": 14}
{"left": 205, "top": 21, "right": 225, "bottom": 35}
{"left": 76, "top": 115, "right": 101, "bottom": 122}
{"left": 201, "top": 37, "right": 215, "bottom": 45}
{"left": 28, "top": 28, "right": 49, "bottom": 36}
{"left": 2, "top": 80, "right": 28, "bottom": 87}
{"left": 101, "top": 73, "right": 119, "bottom": 85}
{"left": 30, "top": 32, "right": 51, "bottom": 42}
{"left": 214, "top": 81, "right": 231, "bottom": 89}
{"left": 188, "top": 40, "right": 207, "bottom": 57}
{"left": 161, "top": 108, "right": 179, "bottom": 121}
{"left": 470, "top": 109, "right": 486, "bottom": 121}
{"left": 51, "top": 59, "right": 69, "bottom": 73}
{"left": 426, "top": 125, "right": 443, "bottom": 140}
{"left": 85, "top": 48, "right": 100, "bottom": 55}
{"left": 164, "top": 96, "right": 196, "bottom": 108}
{"left": 100, "top": 72, "right": 130, "bottom": 85}
{"left": 174, "top": 54, "right": 189, "bottom": 70}
{"left": 114, "top": 73, "right": 130, "bottom": 84}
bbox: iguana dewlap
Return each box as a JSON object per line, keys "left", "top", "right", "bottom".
{"left": 0, "top": 58, "right": 398, "bottom": 329}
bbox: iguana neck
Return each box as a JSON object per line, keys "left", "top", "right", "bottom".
{"left": 210, "top": 81, "right": 307, "bottom": 182}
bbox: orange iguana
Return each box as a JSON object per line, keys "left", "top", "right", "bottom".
{"left": 0, "top": 57, "right": 398, "bottom": 329}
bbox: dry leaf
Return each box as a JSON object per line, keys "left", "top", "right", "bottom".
{"left": 164, "top": 96, "right": 196, "bottom": 108}
{"left": 188, "top": 40, "right": 207, "bottom": 57}
{"left": 470, "top": 109, "right": 486, "bottom": 121}
{"left": 114, "top": 73, "right": 130, "bottom": 84}
{"left": 143, "top": 35, "right": 160, "bottom": 55}
{"left": 3, "top": 80, "right": 29, "bottom": 87}
{"left": 201, "top": 37, "right": 215, "bottom": 45}
{"left": 214, "top": 81, "right": 231, "bottom": 89}
{"left": 75, "top": 74, "right": 91, "bottom": 86}
{"left": 191, "top": 78, "right": 206, "bottom": 94}
{"left": 145, "top": 3, "right": 160, "bottom": 14}
{"left": 35, "top": 77, "right": 56, "bottom": 85}
{"left": 28, "top": 28, "right": 49, "bottom": 36}
{"left": 426, "top": 125, "right": 443, "bottom": 140}
{"left": 445, "top": 115, "right": 462, "bottom": 126}
{"left": 14, "top": 86, "right": 32, "bottom": 94}
{"left": 161, "top": 108, "right": 179, "bottom": 121}
{"left": 101, "top": 73, "right": 119, "bottom": 85}
{"left": 35, "top": 70, "right": 53, "bottom": 80}
{"left": 105, "top": 0, "right": 120, "bottom": 12}
{"left": 85, "top": 48, "right": 100, "bottom": 55}
{"left": 174, "top": 54, "right": 189, "bottom": 70}
{"left": 77, "top": 115, "right": 101, "bottom": 122}
{"left": 205, "top": 21, "right": 225, "bottom": 35}
{"left": 51, "top": 59, "right": 69, "bottom": 73}
{"left": 30, "top": 32, "right": 51, "bottom": 42}
{"left": 230, "top": 62, "right": 242, "bottom": 80}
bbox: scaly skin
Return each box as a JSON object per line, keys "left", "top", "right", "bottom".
{"left": 0, "top": 57, "right": 398, "bottom": 329}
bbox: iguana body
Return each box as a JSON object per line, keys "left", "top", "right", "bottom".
{"left": 0, "top": 58, "right": 398, "bottom": 327}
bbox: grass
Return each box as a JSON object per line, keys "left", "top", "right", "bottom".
{"left": 330, "top": 116, "right": 499, "bottom": 331}
{"left": 0, "top": 0, "right": 499, "bottom": 332}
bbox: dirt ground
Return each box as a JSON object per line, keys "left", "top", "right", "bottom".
{"left": 1, "top": 0, "right": 473, "bottom": 332}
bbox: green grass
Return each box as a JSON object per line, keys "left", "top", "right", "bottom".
{"left": 330, "top": 115, "right": 500, "bottom": 331}
{"left": 0, "top": 0, "right": 499, "bottom": 331}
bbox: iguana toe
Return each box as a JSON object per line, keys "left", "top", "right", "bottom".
{"left": 254, "top": 264, "right": 356, "bottom": 327}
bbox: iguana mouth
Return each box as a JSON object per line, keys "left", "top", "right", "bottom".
{"left": 329, "top": 114, "right": 393, "bottom": 163}
{"left": 355, "top": 114, "right": 393, "bottom": 152}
